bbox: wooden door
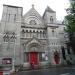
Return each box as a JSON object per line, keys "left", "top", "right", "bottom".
{"left": 30, "top": 52, "right": 38, "bottom": 65}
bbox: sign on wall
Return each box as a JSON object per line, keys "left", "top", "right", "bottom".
{"left": 2, "top": 58, "right": 12, "bottom": 64}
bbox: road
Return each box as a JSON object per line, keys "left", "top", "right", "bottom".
{"left": 16, "top": 66, "right": 75, "bottom": 75}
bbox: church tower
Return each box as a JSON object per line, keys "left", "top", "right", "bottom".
{"left": 43, "top": 6, "right": 61, "bottom": 65}
{"left": 43, "top": 6, "right": 56, "bottom": 24}
{"left": 0, "top": 4, "right": 23, "bottom": 65}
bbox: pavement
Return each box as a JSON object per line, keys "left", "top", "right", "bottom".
{"left": 2, "top": 65, "right": 75, "bottom": 75}
{"left": 19, "top": 64, "right": 75, "bottom": 71}
{"left": 16, "top": 65, "right": 75, "bottom": 75}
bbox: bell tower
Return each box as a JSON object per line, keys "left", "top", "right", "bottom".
{"left": 43, "top": 6, "right": 60, "bottom": 65}
{"left": 43, "top": 6, "right": 56, "bottom": 25}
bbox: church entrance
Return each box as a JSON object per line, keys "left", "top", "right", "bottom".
{"left": 29, "top": 52, "right": 38, "bottom": 65}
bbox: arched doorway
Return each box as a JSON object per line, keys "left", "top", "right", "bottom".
{"left": 28, "top": 43, "right": 40, "bottom": 65}
{"left": 54, "top": 51, "right": 60, "bottom": 64}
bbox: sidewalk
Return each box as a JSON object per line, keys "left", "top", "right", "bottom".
{"left": 19, "top": 64, "right": 75, "bottom": 71}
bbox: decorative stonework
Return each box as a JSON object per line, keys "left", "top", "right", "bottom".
{"left": 0, "top": 4, "right": 68, "bottom": 66}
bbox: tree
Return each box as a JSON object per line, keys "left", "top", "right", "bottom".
{"left": 65, "top": 1, "right": 75, "bottom": 54}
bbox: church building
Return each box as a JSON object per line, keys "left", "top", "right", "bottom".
{"left": 0, "top": 4, "right": 68, "bottom": 68}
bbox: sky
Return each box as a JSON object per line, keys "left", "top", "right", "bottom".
{"left": 0, "top": 0, "right": 70, "bottom": 21}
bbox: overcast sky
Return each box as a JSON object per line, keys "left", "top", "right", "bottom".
{"left": 0, "top": 0, "right": 70, "bottom": 21}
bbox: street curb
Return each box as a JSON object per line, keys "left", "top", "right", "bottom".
{"left": 18, "top": 65, "right": 75, "bottom": 71}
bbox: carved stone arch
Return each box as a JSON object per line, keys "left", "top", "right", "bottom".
{"left": 27, "top": 42, "right": 42, "bottom": 52}
{"left": 24, "top": 16, "right": 42, "bottom": 25}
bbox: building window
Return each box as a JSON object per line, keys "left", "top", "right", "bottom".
{"left": 14, "top": 14, "right": 16, "bottom": 22}
{"left": 3, "top": 34, "right": 9, "bottom": 42}
{"left": 39, "top": 52, "right": 45, "bottom": 61}
{"left": 30, "top": 30, "right": 32, "bottom": 37}
{"left": 40, "top": 31, "right": 42, "bottom": 38}
{"left": 36, "top": 31, "right": 38, "bottom": 37}
{"left": 29, "top": 20, "right": 36, "bottom": 25}
{"left": 21, "top": 29, "right": 25, "bottom": 37}
{"left": 33, "top": 30, "right": 36, "bottom": 37}
{"left": 43, "top": 31, "right": 45, "bottom": 38}
{"left": 52, "top": 29, "right": 54, "bottom": 36}
{"left": 26, "top": 30, "right": 28, "bottom": 37}
{"left": 50, "top": 16, "right": 53, "bottom": 23}
{"left": 8, "top": 14, "right": 10, "bottom": 22}
{"left": 10, "top": 35, "right": 15, "bottom": 42}
{"left": 3, "top": 32, "right": 16, "bottom": 42}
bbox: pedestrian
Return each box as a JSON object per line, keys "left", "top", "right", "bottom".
{"left": 10, "top": 69, "right": 16, "bottom": 75}
{"left": 31, "top": 62, "right": 34, "bottom": 69}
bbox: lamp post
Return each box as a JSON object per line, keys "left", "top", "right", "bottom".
{"left": 12, "top": 42, "right": 15, "bottom": 70}
{"left": 12, "top": 34, "right": 20, "bottom": 70}
{"left": 12, "top": 33, "right": 16, "bottom": 70}
{"left": 0, "top": 33, "right": 3, "bottom": 63}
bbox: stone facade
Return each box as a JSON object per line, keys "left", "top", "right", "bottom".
{"left": 0, "top": 4, "right": 69, "bottom": 67}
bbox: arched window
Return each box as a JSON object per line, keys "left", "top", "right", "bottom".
{"left": 30, "top": 30, "right": 32, "bottom": 37}
{"left": 10, "top": 35, "right": 16, "bottom": 42}
{"left": 40, "top": 31, "right": 42, "bottom": 38}
{"left": 36, "top": 31, "right": 38, "bottom": 37}
{"left": 3, "top": 35, "right": 7, "bottom": 42}
{"left": 29, "top": 20, "right": 36, "bottom": 25}
{"left": 3, "top": 34, "right": 9, "bottom": 42}
{"left": 26, "top": 30, "right": 28, "bottom": 37}
{"left": 33, "top": 30, "right": 35, "bottom": 33}
{"left": 43, "top": 31, "right": 46, "bottom": 38}
{"left": 50, "top": 16, "right": 53, "bottom": 23}
{"left": 33, "top": 30, "right": 36, "bottom": 37}
{"left": 52, "top": 29, "right": 54, "bottom": 36}
{"left": 14, "top": 14, "right": 16, "bottom": 22}
{"left": 22, "top": 29, "right": 25, "bottom": 33}
{"left": 21, "top": 29, "right": 25, "bottom": 37}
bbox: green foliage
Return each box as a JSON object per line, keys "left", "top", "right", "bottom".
{"left": 65, "top": 2, "right": 75, "bottom": 33}
{"left": 65, "top": 1, "right": 75, "bottom": 54}
{"left": 65, "top": 14, "right": 75, "bottom": 33}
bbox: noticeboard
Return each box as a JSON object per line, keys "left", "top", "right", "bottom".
{"left": 2, "top": 58, "right": 12, "bottom": 64}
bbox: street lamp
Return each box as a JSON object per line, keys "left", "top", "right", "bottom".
{"left": 0, "top": 33, "right": 3, "bottom": 66}
{"left": 12, "top": 34, "right": 20, "bottom": 70}
{"left": 12, "top": 33, "right": 16, "bottom": 70}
